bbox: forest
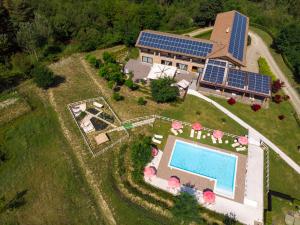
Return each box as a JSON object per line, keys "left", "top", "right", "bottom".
{"left": 0, "top": 0, "right": 300, "bottom": 91}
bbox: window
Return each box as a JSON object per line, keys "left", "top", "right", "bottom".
{"left": 161, "top": 60, "right": 172, "bottom": 66}
{"left": 176, "top": 63, "right": 188, "bottom": 71}
{"left": 142, "top": 56, "right": 153, "bottom": 64}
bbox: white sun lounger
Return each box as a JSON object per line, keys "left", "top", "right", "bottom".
{"left": 190, "top": 129, "right": 195, "bottom": 138}
{"left": 170, "top": 128, "right": 178, "bottom": 136}
{"left": 211, "top": 136, "right": 217, "bottom": 144}
{"left": 218, "top": 138, "right": 222, "bottom": 144}
{"left": 152, "top": 137, "right": 162, "bottom": 144}
{"left": 196, "top": 131, "right": 202, "bottom": 140}
{"left": 236, "top": 146, "right": 246, "bottom": 152}
{"left": 178, "top": 129, "right": 183, "bottom": 134}
{"left": 231, "top": 142, "right": 240, "bottom": 148}
{"left": 154, "top": 134, "right": 163, "bottom": 139}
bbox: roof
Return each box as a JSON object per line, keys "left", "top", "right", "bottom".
{"left": 136, "top": 30, "right": 217, "bottom": 59}
{"left": 94, "top": 133, "right": 109, "bottom": 145}
{"left": 209, "top": 10, "right": 249, "bottom": 66}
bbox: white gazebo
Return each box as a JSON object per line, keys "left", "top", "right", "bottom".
{"left": 147, "top": 63, "right": 177, "bottom": 80}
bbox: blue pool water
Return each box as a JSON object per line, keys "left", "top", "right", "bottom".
{"left": 169, "top": 140, "right": 237, "bottom": 195}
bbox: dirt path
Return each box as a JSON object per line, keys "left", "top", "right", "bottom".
{"left": 48, "top": 90, "right": 117, "bottom": 225}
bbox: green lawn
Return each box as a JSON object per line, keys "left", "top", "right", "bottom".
{"left": 0, "top": 86, "right": 103, "bottom": 225}
{"left": 194, "top": 30, "right": 212, "bottom": 40}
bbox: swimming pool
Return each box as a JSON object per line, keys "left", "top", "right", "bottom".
{"left": 169, "top": 140, "right": 237, "bottom": 197}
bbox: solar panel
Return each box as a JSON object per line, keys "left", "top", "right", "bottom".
{"left": 137, "top": 31, "right": 213, "bottom": 58}
{"left": 228, "top": 12, "right": 247, "bottom": 61}
{"left": 207, "top": 59, "right": 227, "bottom": 67}
{"left": 227, "top": 69, "right": 246, "bottom": 89}
{"left": 203, "top": 65, "right": 225, "bottom": 84}
{"left": 247, "top": 72, "right": 271, "bottom": 94}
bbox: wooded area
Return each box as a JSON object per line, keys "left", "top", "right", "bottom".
{"left": 0, "top": 0, "right": 299, "bottom": 91}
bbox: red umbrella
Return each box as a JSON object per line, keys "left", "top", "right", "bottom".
{"left": 192, "top": 122, "right": 203, "bottom": 131}
{"left": 151, "top": 147, "right": 158, "bottom": 157}
{"left": 168, "top": 176, "right": 180, "bottom": 188}
{"left": 213, "top": 130, "right": 224, "bottom": 139}
{"left": 203, "top": 190, "right": 216, "bottom": 204}
{"left": 172, "top": 121, "right": 183, "bottom": 130}
{"left": 144, "top": 166, "right": 156, "bottom": 178}
{"left": 238, "top": 136, "right": 248, "bottom": 145}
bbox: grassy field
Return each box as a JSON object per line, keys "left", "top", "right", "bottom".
{"left": 194, "top": 30, "right": 212, "bottom": 40}
{"left": 0, "top": 85, "right": 103, "bottom": 225}
{"left": 250, "top": 26, "right": 300, "bottom": 92}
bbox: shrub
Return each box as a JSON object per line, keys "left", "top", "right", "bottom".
{"left": 112, "top": 92, "right": 124, "bottom": 101}
{"left": 137, "top": 97, "right": 147, "bottom": 105}
{"left": 98, "top": 63, "right": 125, "bottom": 84}
{"left": 125, "top": 78, "right": 138, "bottom": 90}
{"left": 150, "top": 78, "right": 179, "bottom": 103}
{"left": 85, "top": 54, "right": 100, "bottom": 68}
{"left": 223, "top": 213, "right": 237, "bottom": 225}
{"left": 108, "top": 80, "right": 115, "bottom": 89}
{"left": 227, "top": 98, "right": 236, "bottom": 105}
{"left": 278, "top": 115, "right": 285, "bottom": 120}
{"left": 273, "top": 94, "right": 282, "bottom": 104}
{"left": 251, "top": 104, "right": 261, "bottom": 112}
{"left": 31, "top": 64, "right": 54, "bottom": 89}
{"left": 102, "top": 51, "right": 116, "bottom": 64}
{"left": 272, "top": 79, "right": 285, "bottom": 93}
{"left": 283, "top": 95, "right": 290, "bottom": 101}
{"left": 258, "top": 57, "right": 276, "bottom": 81}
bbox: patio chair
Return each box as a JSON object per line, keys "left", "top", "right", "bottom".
{"left": 211, "top": 136, "right": 217, "bottom": 144}
{"left": 232, "top": 142, "right": 240, "bottom": 148}
{"left": 196, "top": 131, "right": 202, "bottom": 140}
{"left": 190, "top": 129, "right": 195, "bottom": 138}
{"left": 152, "top": 137, "right": 162, "bottom": 144}
{"left": 178, "top": 129, "right": 183, "bottom": 134}
{"left": 236, "top": 146, "right": 247, "bottom": 152}
{"left": 218, "top": 138, "right": 223, "bottom": 144}
{"left": 154, "top": 134, "right": 163, "bottom": 139}
{"left": 170, "top": 128, "right": 178, "bottom": 136}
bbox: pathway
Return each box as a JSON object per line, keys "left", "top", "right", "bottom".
{"left": 187, "top": 89, "right": 300, "bottom": 174}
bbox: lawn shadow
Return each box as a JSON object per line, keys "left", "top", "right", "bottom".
{"left": 51, "top": 75, "right": 66, "bottom": 88}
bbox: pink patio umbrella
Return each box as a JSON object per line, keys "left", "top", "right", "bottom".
{"left": 203, "top": 190, "right": 216, "bottom": 204}
{"left": 172, "top": 121, "right": 183, "bottom": 130}
{"left": 192, "top": 122, "right": 203, "bottom": 131}
{"left": 168, "top": 176, "right": 180, "bottom": 188}
{"left": 213, "top": 130, "right": 224, "bottom": 139}
{"left": 238, "top": 136, "right": 248, "bottom": 145}
{"left": 151, "top": 147, "right": 158, "bottom": 157}
{"left": 144, "top": 166, "right": 157, "bottom": 178}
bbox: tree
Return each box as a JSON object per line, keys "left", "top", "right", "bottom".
{"left": 76, "top": 28, "right": 102, "bottom": 52}
{"left": 125, "top": 78, "right": 138, "bottom": 90}
{"left": 137, "top": 97, "right": 146, "bottom": 105}
{"left": 171, "top": 192, "right": 200, "bottom": 222}
{"left": 11, "top": 52, "right": 34, "bottom": 77}
{"left": 102, "top": 52, "right": 116, "bottom": 64}
{"left": 31, "top": 64, "right": 54, "bottom": 89}
{"left": 150, "top": 78, "right": 179, "bottom": 103}
{"left": 194, "top": 0, "right": 224, "bottom": 26}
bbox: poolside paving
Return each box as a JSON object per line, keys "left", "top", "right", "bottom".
{"left": 156, "top": 135, "right": 247, "bottom": 203}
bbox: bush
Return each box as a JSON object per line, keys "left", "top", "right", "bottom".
{"left": 102, "top": 51, "right": 116, "bottom": 64}
{"left": 227, "top": 98, "right": 236, "bottom": 105}
{"left": 258, "top": 57, "right": 276, "bottom": 81}
{"left": 278, "top": 115, "right": 285, "bottom": 120}
{"left": 85, "top": 54, "right": 101, "bottom": 68}
{"left": 98, "top": 63, "right": 125, "bottom": 84}
{"left": 272, "top": 79, "right": 284, "bottom": 93}
{"left": 125, "top": 78, "right": 138, "bottom": 90}
{"left": 251, "top": 104, "right": 261, "bottom": 112}
{"left": 137, "top": 97, "right": 147, "bottom": 105}
{"left": 112, "top": 92, "right": 124, "bottom": 101}
{"left": 108, "top": 80, "right": 115, "bottom": 89}
{"left": 150, "top": 78, "right": 179, "bottom": 103}
{"left": 273, "top": 94, "right": 282, "bottom": 104}
{"left": 31, "top": 64, "right": 54, "bottom": 89}
{"left": 11, "top": 53, "right": 34, "bottom": 77}
{"left": 171, "top": 192, "right": 200, "bottom": 223}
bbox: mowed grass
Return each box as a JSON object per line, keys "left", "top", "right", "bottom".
{"left": 194, "top": 30, "right": 212, "bottom": 40}
{"left": 0, "top": 86, "right": 103, "bottom": 225}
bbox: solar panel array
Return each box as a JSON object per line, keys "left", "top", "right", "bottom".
{"left": 207, "top": 59, "right": 227, "bottom": 67}
{"left": 228, "top": 12, "right": 247, "bottom": 61}
{"left": 248, "top": 72, "right": 271, "bottom": 94}
{"left": 137, "top": 31, "right": 213, "bottom": 58}
{"left": 227, "top": 69, "right": 247, "bottom": 89}
{"left": 203, "top": 65, "right": 226, "bottom": 84}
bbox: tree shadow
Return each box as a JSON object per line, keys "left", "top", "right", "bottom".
{"left": 267, "top": 190, "right": 296, "bottom": 211}
{"left": 3, "top": 189, "right": 28, "bottom": 212}
{"left": 51, "top": 75, "right": 66, "bottom": 88}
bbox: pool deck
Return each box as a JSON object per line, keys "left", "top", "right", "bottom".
{"left": 156, "top": 135, "right": 247, "bottom": 203}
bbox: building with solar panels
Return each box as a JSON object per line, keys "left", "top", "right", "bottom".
{"left": 135, "top": 10, "right": 272, "bottom": 101}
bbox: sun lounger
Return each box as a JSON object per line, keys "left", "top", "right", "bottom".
{"left": 196, "top": 131, "right": 202, "bottom": 140}
{"left": 152, "top": 137, "right": 162, "bottom": 144}
{"left": 236, "top": 146, "right": 246, "bottom": 152}
{"left": 154, "top": 134, "right": 163, "bottom": 139}
{"left": 170, "top": 128, "right": 178, "bottom": 136}
{"left": 190, "top": 129, "right": 195, "bottom": 138}
{"left": 178, "top": 129, "right": 183, "bottom": 134}
{"left": 93, "top": 101, "right": 103, "bottom": 109}
{"left": 231, "top": 142, "right": 240, "bottom": 147}
{"left": 218, "top": 138, "right": 222, "bottom": 144}
{"left": 211, "top": 136, "right": 217, "bottom": 144}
